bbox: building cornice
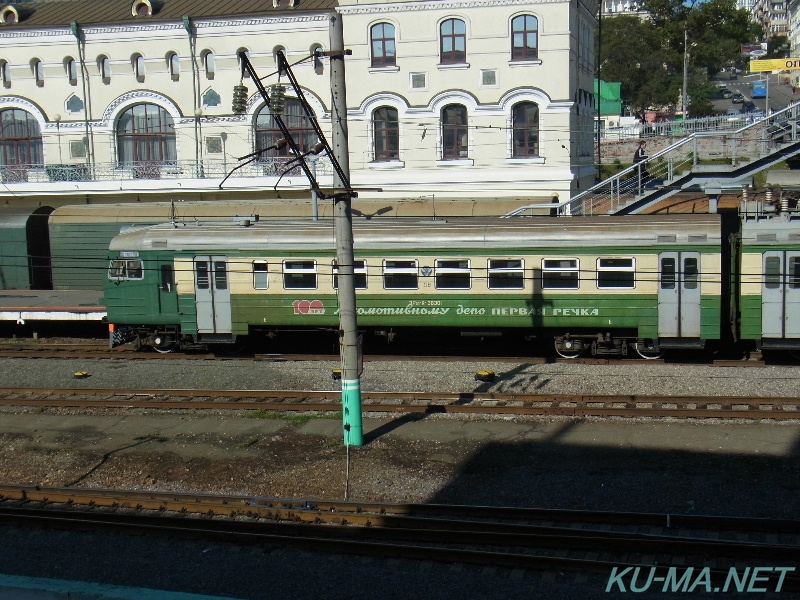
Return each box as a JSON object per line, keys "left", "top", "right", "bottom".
{"left": 337, "top": 0, "right": 560, "bottom": 15}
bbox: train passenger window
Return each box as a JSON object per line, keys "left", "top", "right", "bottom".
{"left": 660, "top": 258, "right": 676, "bottom": 289}
{"left": 684, "top": 257, "right": 699, "bottom": 290}
{"left": 435, "top": 259, "right": 470, "bottom": 289}
{"left": 108, "top": 259, "right": 143, "bottom": 280}
{"left": 790, "top": 257, "right": 800, "bottom": 289}
{"left": 196, "top": 262, "right": 210, "bottom": 290}
{"left": 253, "top": 261, "right": 268, "bottom": 290}
{"left": 283, "top": 260, "right": 317, "bottom": 289}
{"left": 333, "top": 260, "right": 368, "bottom": 289}
{"left": 597, "top": 258, "right": 635, "bottom": 289}
{"left": 542, "top": 259, "right": 579, "bottom": 289}
{"left": 213, "top": 261, "right": 228, "bottom": 290}
{"left": 764, "top": 256, "right": 781, "bottom": 289}
{"left": 488, "top": 259, "right": 524, "bottom": 289}
{"left": 383, "top": 259, "right": 418, "bottom": 289}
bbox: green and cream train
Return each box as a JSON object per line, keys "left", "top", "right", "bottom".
{"left": 102, "top": 209, "right": 800, "bottom": 359}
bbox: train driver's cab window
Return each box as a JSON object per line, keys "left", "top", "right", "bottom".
{"left": 108, "top": 258, "right": 143, "bottom": 280}
{"left": 435, "top": 259, "right": 470, "bottom": 289}
{"left": 283, "top": 260, "right": 317, "bottom": 289}
{"left": 597, "top": 258, "right": 635, "bottom": 289}
{"left": 253, "top": 261, "right": 268, "bottom": 290}
{"left": 542, "top": 258, "right": 579, "bottom": 289}
{"left": 383, "top": 259, "right": 418, "bottom": 289}
{"left": 488, "top": 259, "right": 524, "bottom": 289}
{"left": 333, "top": 259, "right": 368, "bottom": 289}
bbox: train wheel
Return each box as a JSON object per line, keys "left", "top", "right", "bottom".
{"left": 153, "top": 343, "right": 177, "bottom": 354}
{"left": 554, "top": 339, "right": 584, "bottom": 359}
{"left": 633, "top": 340, "right": 663, "bottom": 360}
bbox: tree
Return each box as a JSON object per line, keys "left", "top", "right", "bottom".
{"left": 598, "top": 0, "right": 761, "bottom": 118}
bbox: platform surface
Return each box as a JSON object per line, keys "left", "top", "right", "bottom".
{"left": 0, "top": 290, "right": 105, "bottom": 322}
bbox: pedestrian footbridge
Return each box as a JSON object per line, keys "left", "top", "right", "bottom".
{"left": 505, "top": 103, "right": 800, "bottom": 217}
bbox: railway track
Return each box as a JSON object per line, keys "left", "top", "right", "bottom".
{"left": 1, "top": 485, "right": 798, "bottom": 592}
{"left": 0, "top": 341, "right": 776, "bottom": 367}
{"left": 1, "top": 387, "right": 799, "bottom": 419}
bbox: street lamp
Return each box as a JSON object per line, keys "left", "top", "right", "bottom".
{"left": 682, "top": 28, "right": 697, "bottom": 120}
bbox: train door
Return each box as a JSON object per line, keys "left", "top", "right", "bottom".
{"left": 762, "top": 251, "right": 800, "bottom": 338}
{"left": 194, "top": 256, "right": 232, "bottom": 333}
{"left": 658, "top": 252, "right": 701, "bottom": 338}
{"left": 157, "top": 261, "right": 178, "bottom": 316}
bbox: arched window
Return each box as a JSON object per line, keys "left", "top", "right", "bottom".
{"left": 0, "top": 60, "right": 10, "bottom": 87}
{"left": 440, "top": 19, "right": 466, "bottom": 64}
{"left": 0, "top": 109, "right": 43, "bottom": 179}
{"left": 168, "top": 53, "right": 180, "bottom": 80}
{"left": 512, "top": 101, "right": 539, "bottom": 157}
{"left": 441, "top": 104, "right": 468, "bottom": 159}
{"left": 255, "top": 98, "right": 316, "bottom": 158}
{"left": 511, "top": 15, "right": 538, "bottom": 60}
{"left": 32, "top": 60, "right": 44, "bottom": 86}
{"left": 99, "top": 56, "right": 111, "bottom": 82}
{"left": 237, "top": 48, "right": 251, "bottom": 78}
{"left": 373, "top": 106, "right": 398, "bottom": 161}
{"left": 133, "top": 54, "right": 146, "bottom": 82}
{"left": 370, "top": 23, "right": 396, "bottom": 67}
{"left": 116, "top": 104, "right": 176, "bottom": 178}
{"left": 202, "top": 51, "right": 215, "bottom": 80}
{"left": 66, "top": 58, "right": 77, "bottom": 85}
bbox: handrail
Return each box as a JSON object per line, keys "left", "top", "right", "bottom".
{"left": 504, "top": 102, "right": 800, "bottom": 218}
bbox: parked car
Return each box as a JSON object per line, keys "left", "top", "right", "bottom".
{"left": 722, "top": 90, "right": 733, "bottom": 99}
{"left": 732, "top": 92, "right": 744, "bottom": 103}
{"left": 740, "top": 101, "right": 757, "bottom": 113}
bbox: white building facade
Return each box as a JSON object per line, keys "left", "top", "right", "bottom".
{"left": 0, "top": 0, "right": 596, "bottom": 212}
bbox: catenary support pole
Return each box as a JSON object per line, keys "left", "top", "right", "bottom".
{"left": 330, "top": 13, "right": 363, "bottom": 446}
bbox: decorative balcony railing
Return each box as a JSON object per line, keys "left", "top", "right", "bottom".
{"left": 0, "top": 156, "right": 333, "bottom": 185}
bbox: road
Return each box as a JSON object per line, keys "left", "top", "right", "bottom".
{"left": 713, "top": 70, "right": 799, "bottom": 114}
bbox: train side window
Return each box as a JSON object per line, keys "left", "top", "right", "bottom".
{"left": 435, "top": 259, "right": 470, "bottom": 289}
{"left": 283, "top": 260, "right": 317, "bottom": 289}
{"left": 160, "top": 264, "right": 174, "bottom": 292}
{"left": 213, "top": 261, "right": 228, "bottom": 290}
{"left": 684, "top": 257, "right": 699, "bottom": 290}
{"left": 383, "top": 259, "right": 418, "bottom": 289}
{"left": 542, "top": 258, "right": 579, "bottom": 289}
{"left": 108, "top": 259, "right": 143, "bottom": 280}
{"left": 764, "top": 256, "right": 781, "bottom": 289}
{"left": 597, "top": 258, "right": 635, "bottom": 289}
{"left": 790, "top": 257, "right": 800, "bottom": 289}
{"left": 488, "top": 259, "right": 524, "bottom": 289}
{"left": 660, "top": 258, "right": 676, "bottom": 289}
{"left": 253, "top": 261, "right": 268, "bottom": 290}
{"left": 196, "top": 262, "right": 210, "bottom": 290}
{"left": 333, "top": 259, "right": 368, "bottom": 289}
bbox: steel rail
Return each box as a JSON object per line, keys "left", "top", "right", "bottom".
{"left": 0, "top": 387, "right": 798, "bottom": 419}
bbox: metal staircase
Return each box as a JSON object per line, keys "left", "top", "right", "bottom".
{"left": 505, "top": 102, "right": 800, "bottom": 217}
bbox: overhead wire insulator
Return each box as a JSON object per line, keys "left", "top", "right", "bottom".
{"left": 232, "top": 84, "right": 248, "bottom": 114}
{"left": 270, "top": 84, "right": 286, "bottom": 116}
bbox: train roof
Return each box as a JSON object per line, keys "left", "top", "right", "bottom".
{"left": 109, "top": 214, "right": 723, "bottom": 252}
{"left": 740, "top": 214, "right": 800, "bottom": 245}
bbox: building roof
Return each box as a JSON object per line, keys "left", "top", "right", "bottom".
{"left": 0, "top": 0, "right": 337, "bottom": 28}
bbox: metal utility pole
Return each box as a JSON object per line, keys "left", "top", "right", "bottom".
{"left": 330, "top": 14, "right": 363, "bottom": 447}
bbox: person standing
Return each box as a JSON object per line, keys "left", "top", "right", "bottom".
{"left": 633, "top": 140, "right": 650, "bottom": 186}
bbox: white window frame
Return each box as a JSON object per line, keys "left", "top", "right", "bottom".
{"left": 597, "top": 257, "right": 636, "bottom": 289}
{"left": 435, "top": 258, "right": 471, "bottom": 290}
{"left": 383, "top": 259, "right": 418, "bottom": 289}
{"left": 541, "top": 258, "right": 580, "bottom": 290}
{"left": 333, "top": 259, "right": 368, "bottom": 289}
{"left": 253, "top": 260, "right": 268, "bottom": 290}
{"left": 488, "top": 258, "right": 525, "bottom": 290}
{"left": 282, "top": 259, "right": 317, "bottom": 289}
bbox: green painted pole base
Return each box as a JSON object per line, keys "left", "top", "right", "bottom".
{"left": 342, "top": 378, "right": 363, "bottom": 446}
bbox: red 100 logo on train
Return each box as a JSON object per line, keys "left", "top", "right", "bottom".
{"left": 293, "top": 300, "right": 325, "bottom": 315}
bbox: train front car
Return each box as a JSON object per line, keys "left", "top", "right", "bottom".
{"left": 738, "top": 199, "right": 800, "bottom": 359}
